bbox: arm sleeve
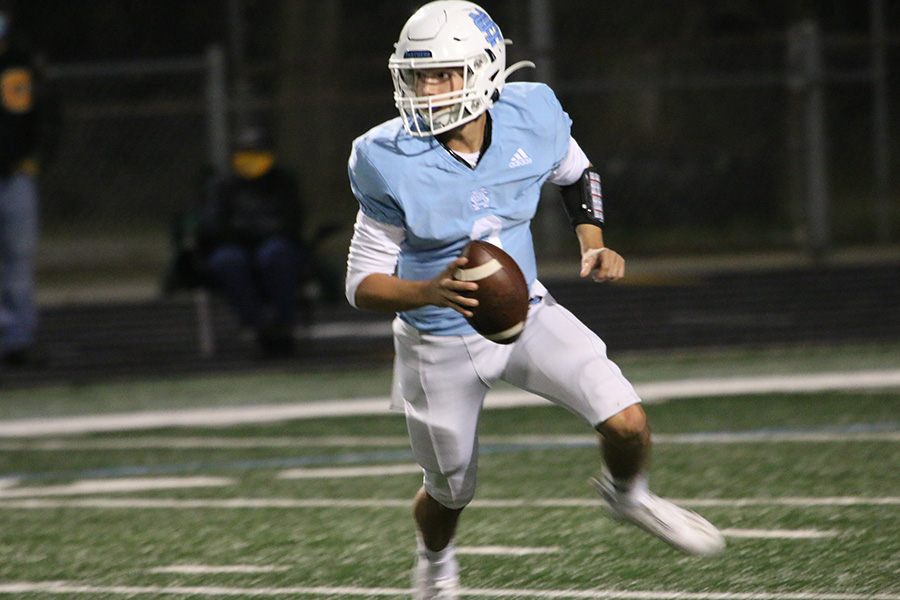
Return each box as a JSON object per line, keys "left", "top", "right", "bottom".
{"left": 345, "top": 210, "right": 406, "bottom": 308}
{"left": 548, "top": 137, "right": 591, "bottom": 186}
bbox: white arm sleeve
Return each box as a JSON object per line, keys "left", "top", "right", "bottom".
{"left": 345, "top": 210, "right": 406, "bottom": 308}
{"left": 548, "top": 137, "right": 591, "bottom": 186}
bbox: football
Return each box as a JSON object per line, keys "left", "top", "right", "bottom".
{"left": 453, "top": 240, "right": 529, "bottom": 344}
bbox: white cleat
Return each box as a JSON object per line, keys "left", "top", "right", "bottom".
{"left": 590, "top": 476, "right": 726, "bottom": 556}
{"left": 413, "top": 551, "right": 459, "bottom": 600}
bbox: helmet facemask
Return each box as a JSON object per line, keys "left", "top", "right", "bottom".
{"left": 390, "top": 51, "right": 495, "bottom": 137}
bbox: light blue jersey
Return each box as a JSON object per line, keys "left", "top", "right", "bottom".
{"left": 348, "top": 82, "right": 572, "bottom": 335}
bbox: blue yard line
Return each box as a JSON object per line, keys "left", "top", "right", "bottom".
{"left": 5, "top": 422, "right": 897, "bottom": 484}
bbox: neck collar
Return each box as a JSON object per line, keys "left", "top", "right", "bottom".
{"left": 439, "top": 113, "right": 492, "bottom": 170}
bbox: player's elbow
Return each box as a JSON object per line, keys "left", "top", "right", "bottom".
{"left": 345, "top": 270, "right": 368, "bottom": 309}
{"left": 347, "top": 273, "right": 389, "bottom": 312}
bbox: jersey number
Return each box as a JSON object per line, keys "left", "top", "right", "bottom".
{"left": 470, "top": 215, "right": 503, "bottom": 248}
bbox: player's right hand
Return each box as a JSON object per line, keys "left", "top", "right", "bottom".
{"left": 428, "top": 257, "right": 479, "bottom": 317}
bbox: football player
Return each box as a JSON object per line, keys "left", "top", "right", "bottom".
{"left": 345, "top": 2, "right": 725, "bottom": 597}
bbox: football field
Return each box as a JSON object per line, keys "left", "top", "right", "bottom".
{"left": 1, "top": 343, "right": 899, "bottom": 598}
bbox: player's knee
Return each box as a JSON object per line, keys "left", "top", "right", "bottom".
{"left": 423, "top": 464, "right": 477, "bottom": 510}
{"left": 596, "top": 404, "right": 649, "bottom": 447}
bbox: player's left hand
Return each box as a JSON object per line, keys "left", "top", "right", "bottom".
{"left": 580, "top": 247, "right": 624, "bottom": 283}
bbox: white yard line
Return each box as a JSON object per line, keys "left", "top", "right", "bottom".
{"left": 0, "top": 477, "right": 20, "bottom": 489}
{"left": 652, "top": 431, "right": 900, "bottom": 443}
{"left": 0, "top": 477, "right": 233, "bottom": 498}
{"left": 634, "top": 370, "right": 900, "bottom": 402}
{"left": 719, "top": 529, "right": 838, "bottom": 539}
{"left": 0, "top": 436, "right": 414, "bottom": 450}
{"left": 457, "top": 546, "right": 560, "bottom": 556}
{"left": 277, "top": 464, "right": 422, "bottom": 479}
{"left": 0, "top": 496, "right": 897, "bottom": 510}
{"left": 463, "top": 589, "right": 900, "bottom": 600}
{"left": 148, "top": 565, "right": 290, "bottom": 574}
{"left": 1, "top": 369, "right": 899, "bottom": 438}
{"left": 4, "top": 428, "right": 900, "bottom": 452}
{"left": 0, "top": 582, "right": 898, "bottom": 599}
{"left": 0, "top": 397, "right": 396, "bottom": 438}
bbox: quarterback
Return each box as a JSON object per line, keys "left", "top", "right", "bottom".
{"left": 345, "top": 2, "right": 725, "bottom": 598}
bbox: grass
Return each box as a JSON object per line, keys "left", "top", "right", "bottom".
{"left": 0, "top": 360, "right": 899, "bottom": 597}
{"left": 2, "top": 340, "right": 898, "bottom": 419}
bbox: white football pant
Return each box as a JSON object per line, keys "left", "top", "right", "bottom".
{"left": 391, "top": 289, "right": 642, "bottom": 509}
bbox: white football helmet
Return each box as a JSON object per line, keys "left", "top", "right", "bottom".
{"left": 389, "top": 1, "right": 534, "bottom": 137}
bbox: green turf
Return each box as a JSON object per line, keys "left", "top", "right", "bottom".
{"left": 2, "top": 340, "right": 898, "bottom": 420}
{"left": 0, "top": 368, "right": 396, "bottom": 419}
{"left": 1, "top": 387, "right": 899, "bottom": 597}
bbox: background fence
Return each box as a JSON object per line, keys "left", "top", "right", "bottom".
{"left": 20, "top": 0, "right": 900, "bottom": 299}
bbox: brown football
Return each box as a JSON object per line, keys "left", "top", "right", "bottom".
{"left": 453, "top": 240, "right": 529, "bottom": 344}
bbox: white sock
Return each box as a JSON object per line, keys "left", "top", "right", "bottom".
{"left": 610, "top": 472, "right": 650, "bottom": 505}
{"left": 416, "top": 535, "right": 458, "bottom": 583}
{"left": 417, "top": 535, "right": 456, "bottom": 565}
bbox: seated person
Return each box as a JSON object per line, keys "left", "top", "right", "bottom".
{"left": 198, "top": 127, "right": 309, "bottom": 357}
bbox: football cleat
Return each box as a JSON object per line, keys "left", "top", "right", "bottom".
{"left": 413, "top": 549, "right": 459, "bottom": 600}
{"left": 590, "top": 475, "right": 726, "bottom": 556}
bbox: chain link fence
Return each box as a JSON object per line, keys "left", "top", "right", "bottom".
{"left": 33, "top": 4, "right": 899, "bottom": 303}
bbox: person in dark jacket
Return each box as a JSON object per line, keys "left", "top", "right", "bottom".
{"left": 0, "top": 7, "right": 49, "bottom": 366}
{"left": 198, "top": 127, "right": 309, "bottom": 357}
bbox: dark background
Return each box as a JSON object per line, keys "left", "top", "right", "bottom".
{"left": 13, "top": 1, "right": 893, "bottom": 61}
{"left": 4, "top": 0, "right": 896, "bottom": 259}
{"left": 0, "top": 1, "right": 898, "bottom": 387}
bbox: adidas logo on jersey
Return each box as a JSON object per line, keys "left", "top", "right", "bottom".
{"left": 508, "top": 148, "right": 533, "bottom": 168}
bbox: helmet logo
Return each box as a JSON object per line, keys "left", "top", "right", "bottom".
{"left": 468, "top": 9, "right": 501, "bottom": 47}
{"left": 404, "top": 50, "right": 433, "bottom": 58}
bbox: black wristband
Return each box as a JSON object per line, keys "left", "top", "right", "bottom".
{"left": 560, "top": 167, "right": 605, "bottom": 229}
